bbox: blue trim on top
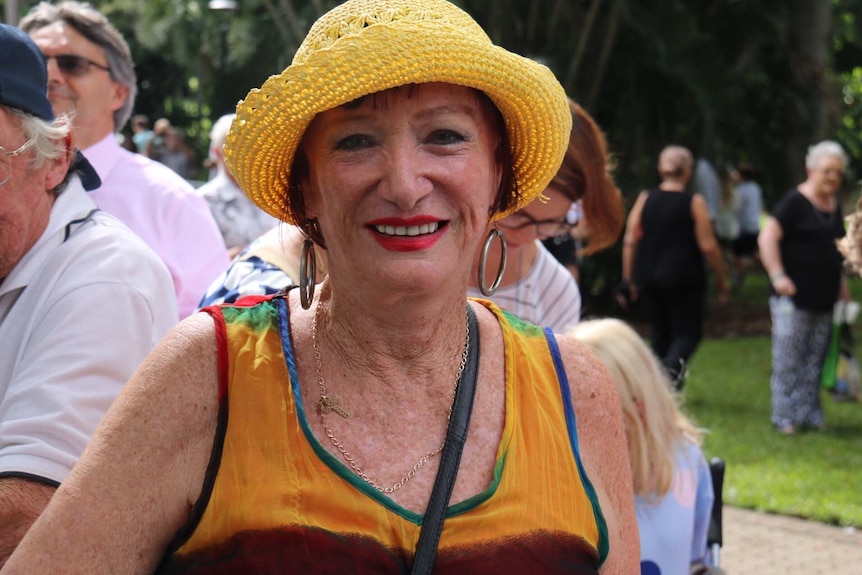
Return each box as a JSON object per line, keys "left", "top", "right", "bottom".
{"left": 62, "top": 208, "right": 99, "bottom": 242}
{"left": 543, "top": 327, "right": 610, "bottom": 567}
{"left": 274, "top": 296, "right": 301, "bottom": 404}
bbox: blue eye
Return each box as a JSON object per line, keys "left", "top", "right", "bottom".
{"left": 336, "top": 134, "right": 373, "bottom": 150}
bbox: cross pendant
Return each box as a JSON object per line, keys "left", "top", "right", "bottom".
{"left": 320, "top": 395, "right": 350, "bottom": 418}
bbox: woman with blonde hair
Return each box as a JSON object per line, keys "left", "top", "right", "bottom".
{"left": 570, "top": 318, "right": 714, "bottom": 575}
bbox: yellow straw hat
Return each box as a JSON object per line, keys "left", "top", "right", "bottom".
{"left": 225, "top": 0, "right": 571, "bottom": 224}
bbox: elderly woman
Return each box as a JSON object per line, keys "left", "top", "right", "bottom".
{"left": 468, "top": 99, "right": 624, "bottom": 332}
{"left": 619, "top": 145, "right": 728, "bottom": 387}
{"left": 199, "top": 99, "right": 624, "bottom": 334}
{"left": 758, "top": 140, "right": 850, "bottom": 435}
{"left": 2, "top": 1, "right": 638, "bottom": 574}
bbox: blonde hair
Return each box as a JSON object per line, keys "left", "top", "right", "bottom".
{"left": 568, "top": 318, "right": 702, "bottom": 500}
{"left": 658, "top": 145, "right": 693, "bottom": 181}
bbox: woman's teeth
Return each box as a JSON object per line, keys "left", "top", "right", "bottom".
{"left": 374, "top": 222, "right": 439, "bottom": 236}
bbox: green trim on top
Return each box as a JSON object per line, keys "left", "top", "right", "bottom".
{"left": 283, "top": 299, "right": 508, "bottom": 525}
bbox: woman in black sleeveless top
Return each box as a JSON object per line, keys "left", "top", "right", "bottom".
{"left": 758, "top": 140, "right": 849, "bottom": 435}
{"left": 619, "top": 146, "right": 729, "bottom": 387}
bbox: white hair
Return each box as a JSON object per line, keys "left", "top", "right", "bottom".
{"left": 7, "top": 107, "right": 71, "bottom": 169}
{"left": 806, "top": 140, "right": 848, "bottom": 171}
{"left": 209, "top": 114, "right": 236, "bottom": 151}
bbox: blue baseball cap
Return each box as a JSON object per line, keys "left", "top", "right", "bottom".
{"left": 0, "top": 23, "right": 101, "bottom": 191}
{"left": 0, "top": 23, "right": 54, "bottom": 121}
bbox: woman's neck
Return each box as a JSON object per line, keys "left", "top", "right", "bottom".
{"left": 798, "top": 181, "right": 835, "bottom": 211}
{"left": 315, "top": 280, "right": 471, "bottom": 394}
{"left": 658, "top": 179, "right": 686, "bottom": 192}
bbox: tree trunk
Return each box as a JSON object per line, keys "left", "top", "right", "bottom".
{"left": 784, "top": 0, "right": 832, "bottom": 189}
{"left": 585, "top": 0, "right": 622, "bottom": 112}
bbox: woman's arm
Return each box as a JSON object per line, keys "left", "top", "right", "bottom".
{"left": 691, "top": 195, "right": 729, "bottom": 302}
{"left": 758, "top": 217, "right": 796, "bottom": 296}
{"left": 557, "top": 336, "right": 640, "bottom": 574}
{"left": 619, "top": 191, "right": 648, "bottom": 305}
{"left": 1, "top": 313, "right": 220, "bottom": 575}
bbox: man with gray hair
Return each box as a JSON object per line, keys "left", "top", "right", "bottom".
{"left": 196, "top": 113, "right": 278, "bottom": 255}
{"left": 0, "top": 23, "right": 177, "bottom": 564}
{"left": 21, "top": 1, "right": 229, "bottom": 318}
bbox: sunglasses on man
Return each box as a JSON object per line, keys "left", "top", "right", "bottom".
{"left": 45, "top": 54, "right": 110, "bottom": 77}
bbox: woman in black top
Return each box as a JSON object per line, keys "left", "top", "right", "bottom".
{"left": 758, "top": 140, "right": 850, "bottom": 435}
{"left": 620, "top": 145, "right": 728, "bottom": 387}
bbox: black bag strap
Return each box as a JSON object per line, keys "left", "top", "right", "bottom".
{"left": 410, "top": 303, "right": 480, "bottom": 575}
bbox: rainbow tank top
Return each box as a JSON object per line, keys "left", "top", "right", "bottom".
{"left": 157, "top": 296, "right": 608, "bottom": 573}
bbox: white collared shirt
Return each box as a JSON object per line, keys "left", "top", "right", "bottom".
{"left": 0, "top": 177, "right": 177, "bottom": 484}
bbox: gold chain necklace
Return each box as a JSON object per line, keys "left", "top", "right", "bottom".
{"left": 311, "top": 298, "right": 470, "bottom": 493}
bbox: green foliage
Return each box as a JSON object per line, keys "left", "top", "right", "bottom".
{"left": 10, "top": 0, "right": 861, "bottom": 193}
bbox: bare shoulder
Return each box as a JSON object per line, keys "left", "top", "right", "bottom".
{"left": 553, "top": 333, "right": 620, "bottom": 408}
{"left": 691, "top": 192, "right": 708, "bottom": 209}
{"left": 112, "top": 311, "right": 221, "bottom": 455}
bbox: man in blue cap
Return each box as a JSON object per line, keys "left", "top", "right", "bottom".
{"left": 0, "top": 24, "right": 177, "bottom": 565}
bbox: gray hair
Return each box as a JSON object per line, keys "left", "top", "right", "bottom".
{"left": 7, "top": 107, "right": 72, "bottom": 169}
{"left": 20, "top": 1, "right": 137, "bottom": 133}
{"left": 806, "top": 140, "right": 848, "bottom": 171}
{"left": 6, "top": 106, "right": 74, "bottom": 194}
{"left": 209, "top": 114, "right": 236, "bottom": 151}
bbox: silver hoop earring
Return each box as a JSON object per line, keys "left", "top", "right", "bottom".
{"left": 478, "top": 227, "right": 507, "bottom": 296}
{"left": 300, "top": 238, "right": 316, "bottom": 310}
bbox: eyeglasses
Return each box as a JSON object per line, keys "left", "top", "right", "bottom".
{"left": 0, "top": 140, "right": 35, "bottom": 186}
{"left": 45, "top": 54, "right": 111, "bottom": 77}
{"left": 499, "top": 210, "right": 576, "bottom": 239}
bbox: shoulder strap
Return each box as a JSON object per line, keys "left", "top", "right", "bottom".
{"left": 410, "top": 303, "right": 480, "bottom": 575}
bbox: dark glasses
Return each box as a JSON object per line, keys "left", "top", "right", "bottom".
{"left": 499, "top": 210, "right": 577, "bottom": 240}
{"left": 45, "top": 54, "right": 111, "bottom": 77}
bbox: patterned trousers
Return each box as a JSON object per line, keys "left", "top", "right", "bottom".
{"left": 769, "top": 296, "right": 832, "bottom": 429}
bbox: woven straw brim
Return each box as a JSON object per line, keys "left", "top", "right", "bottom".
{"left": 225, "top": 22, "right": 571, "bottom": 225}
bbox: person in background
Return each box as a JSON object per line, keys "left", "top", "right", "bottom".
{"left": 729, "top": 161, "right": 763, "bottom": 290}
{"left": 0, "top": 24, "right": 176, "bottom": 566}
{"left": 20, "top": 1, "right": 228, "bottom": 318}
{"left": 197, "top": 223, "right": 326, "bottom": 308}
{"left": 758, "top": 140, "right": 849, "bottom": 435}
{"left": 570, "top": 318, "right": 715, "bottom": 575}
{"left": 713, "top": 165, "right": 740, "bottom": 256}
{"left": 692, "top": 157, "right": 721, "bottom": 225}
{"left": 130, "top": 113, "right": 153, "bottom": 153}
{"left": 3, "top": 1, "right": 639, "bottom": 572}
{"left": 619, "top": 145, "right": 729, "bottom": 387}
{"left": 467, "top": 99, "right": 624, "bottom": 332}
{"left": 157, "top": 126, "right": 195, "bottom": 180}
{"left": 143, "top": 117, "right": 171, "bottom": 161}
{"left": 543, "top": 200, "right": 585, "bottom": 284}
{"left": 196, "top": 113, "right": 279, "bottom": 257}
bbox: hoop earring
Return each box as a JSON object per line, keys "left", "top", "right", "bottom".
{"left": 300, "top": 238, "right": 317, "bottom": 310}
{"left": 478, "top": 227, "right": 507, "bottom": 296}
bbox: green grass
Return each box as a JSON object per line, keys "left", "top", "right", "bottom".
{"left": 685, "top": 332, "right": 862, "bottom": 527}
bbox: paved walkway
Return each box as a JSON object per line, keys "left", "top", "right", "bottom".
{"left": 719, "top": 506, "right": 862, "bottom": 574}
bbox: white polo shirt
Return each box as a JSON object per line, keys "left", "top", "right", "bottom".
{"left": 0, "top": 176, "right": 178, "bottom": 485}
